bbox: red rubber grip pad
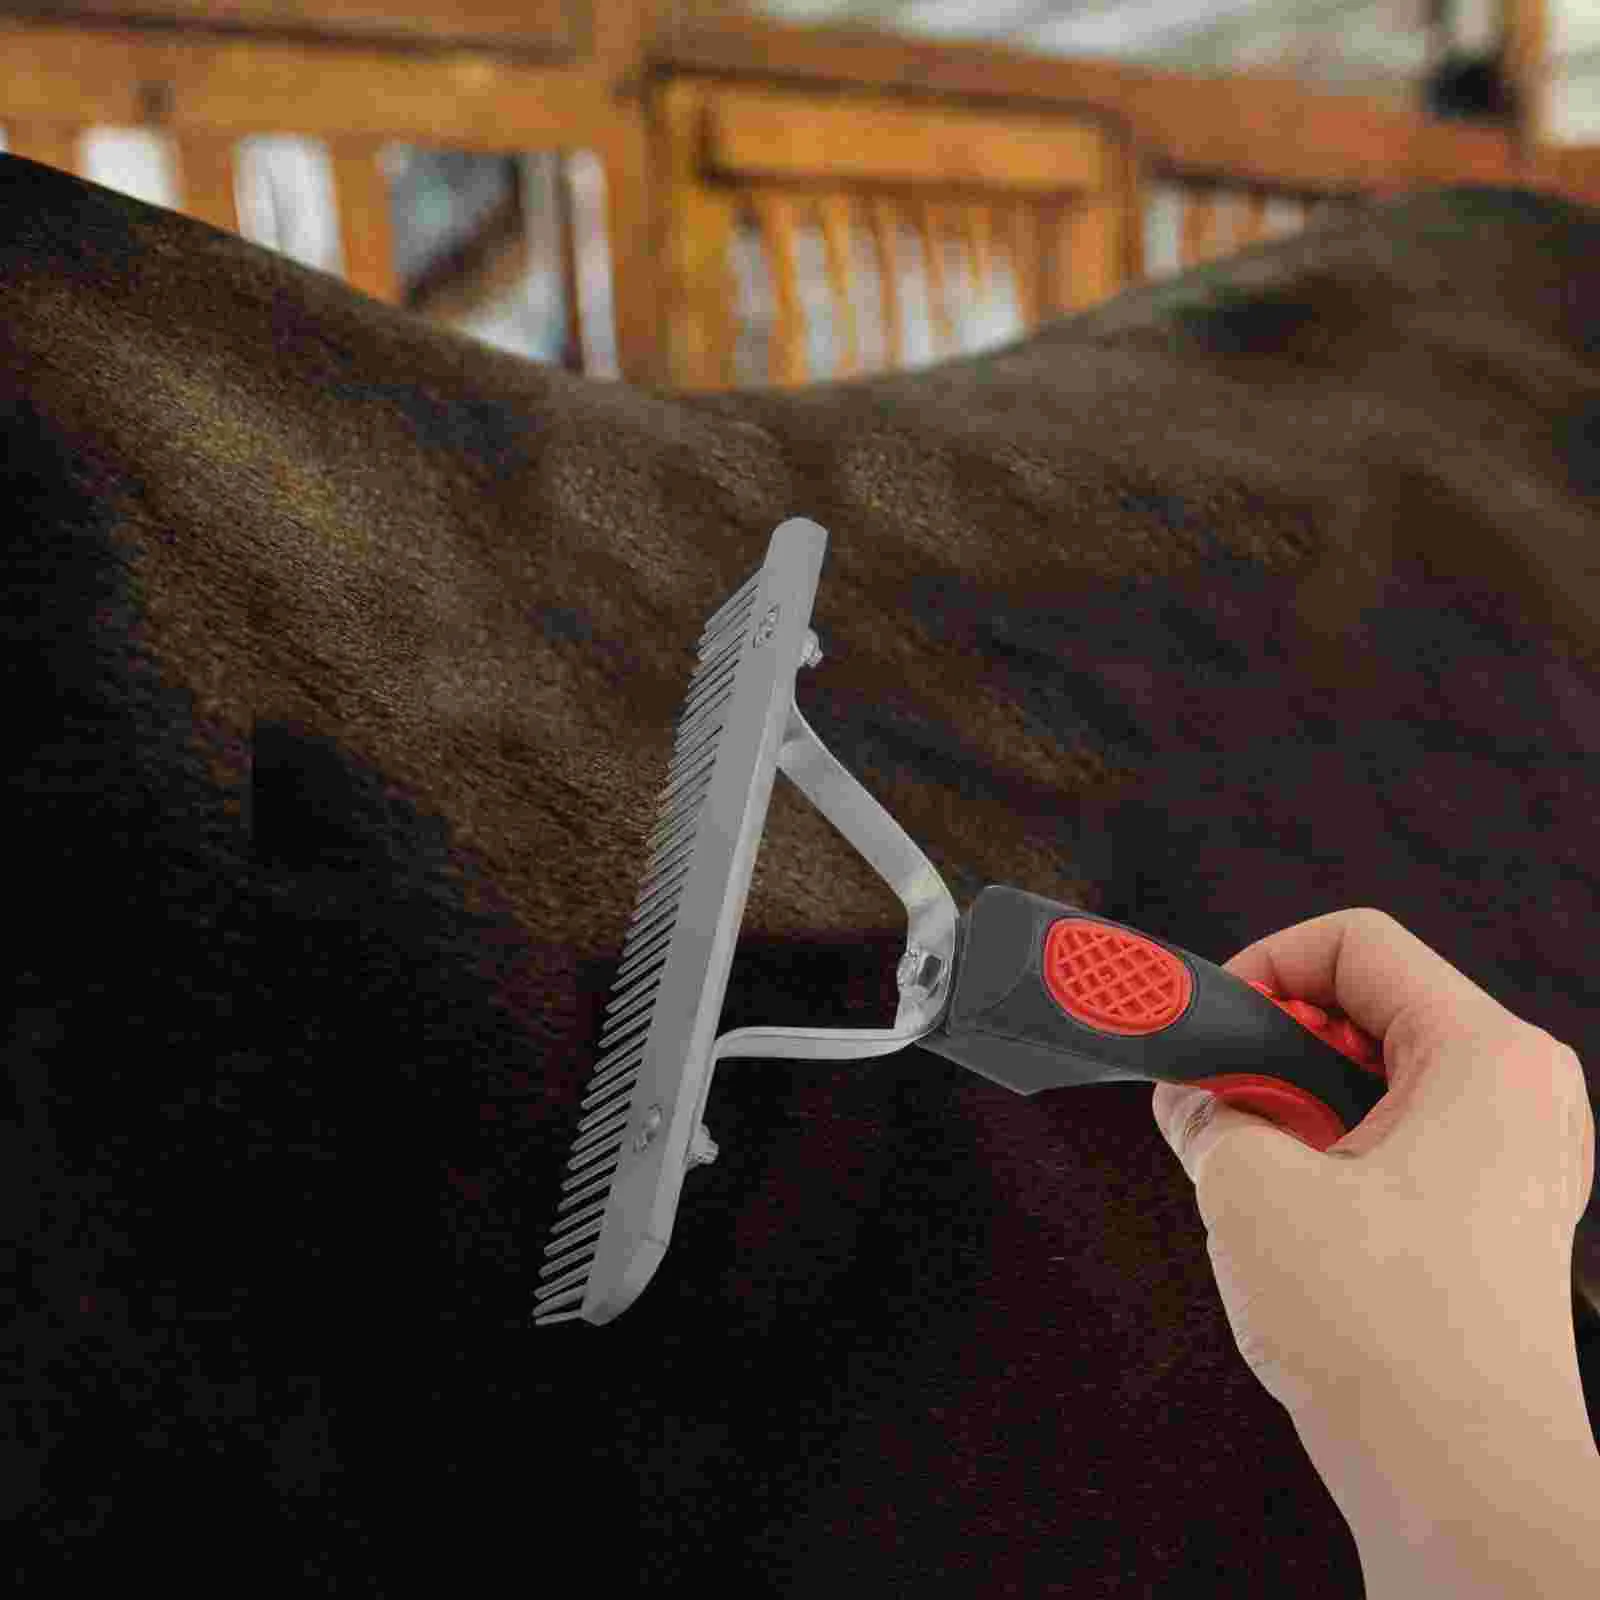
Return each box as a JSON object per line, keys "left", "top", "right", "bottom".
{"left": 1041, "top": 919, "right": 1193, "bottom": 1033}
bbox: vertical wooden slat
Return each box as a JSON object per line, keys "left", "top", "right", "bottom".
{"left": 555, "top": 151, "right": 584, "bottom": 373}
{"left": 1054, "top": 192, "right": 1124, "bottom": 314}
{"left": 918, "top": 199, "right": 953, "bottom": 358}
{"left": 172, "top": 134, "right": 239, "bottom": 237}
{"left": 753, "top": 191, "right": 805, "bottom": 387}
{"left": 658, "top": 78, "right": 737, "bottom": 391}
{"left": 589, "top": 110, "right": 656, "bottom": 386}
{"left": 1036, "top": 196, "right": 1067, "bottom": 318}
{"left": 1237, "top": 191, "right": 1270, "bottom": 248}
{"left": 329, "top": 139, "right": 398, "bottom": 304}
{"left": 1180, "top": 187, "right": 1218, "bottom": 268}
{"left": 1007, "top": 202, "right": 1039, "bottom": 330}
{"left": 1113, "top": 135, "right": 1145, "bottom": 286}
{"left": 818, "top": 192, "right": 859, "bottom": 380}
{"left": 869, "top": 197, "right": 902, "bottom": 371}
{"left": 7, "top": 122, "right": 81, "bottom": 175}
{"left": 962, "top": 204, "right": 992, "bottom": 307}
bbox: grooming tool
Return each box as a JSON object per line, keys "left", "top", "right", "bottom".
{"left": 534, "top": 517, "right": 1387, "bottom": 1327}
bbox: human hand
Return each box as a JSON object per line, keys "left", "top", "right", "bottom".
{"left": 1152, "top": 907, "right": 1595, "bottom": 1433}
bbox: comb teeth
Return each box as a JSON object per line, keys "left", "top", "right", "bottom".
{"left": 533, "top": 518, "right": 829, "bottom": 1327}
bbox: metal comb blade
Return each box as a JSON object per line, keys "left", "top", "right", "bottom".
{"left": 534, "top": 516, "right": 958, "bottom": 1327}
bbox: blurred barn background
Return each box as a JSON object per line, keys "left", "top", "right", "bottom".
{"left": 1, "top": 1, "right": 1596, "bottom": 388}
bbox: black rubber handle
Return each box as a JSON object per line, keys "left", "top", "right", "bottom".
{"left": 916, "top": 885, "right": 1387, "bottom": 1150}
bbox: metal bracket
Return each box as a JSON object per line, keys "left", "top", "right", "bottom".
{"left": 708, "top": 674, "right": 960, "bottom": 1068}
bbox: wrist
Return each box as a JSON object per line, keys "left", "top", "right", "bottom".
{"left": 1351, "top": 1435, "right": 1600, "bottom": 1599}
{"left": 1293, "top": 1376, "right": 1600, "bottom": 1598}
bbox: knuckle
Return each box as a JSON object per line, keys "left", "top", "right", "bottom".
{"left": 1181, "top": 1094, "right": 1216, "bottom": 1149}
{"left": 1516, "top": 1027, "right": 1588, "bottom": 1101}
{"left": 1536, "top": 1029, "right": 1584, "bottom": 1078}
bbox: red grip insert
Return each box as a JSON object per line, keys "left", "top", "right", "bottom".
{"left": 1041, "top": 919, "right": 1193, "bottom": 1035}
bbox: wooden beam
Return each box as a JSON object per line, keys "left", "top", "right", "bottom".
{"left": 650, "top": 16, "right": 1529, "bottom": 198}
{"left": 3, "top": 0, "right": 579, "bottom": 54}
{"left": 5, "top": 122, "right": 83, "bottom": 175}
{"left": 704, "top": 82, "right": 1112, "bottom": 193}
{"left": 0, "top": 17, "right": 618, "bottom": 150}
{"left": 1529, "top": 145, "right": 1600, "bottom": 208}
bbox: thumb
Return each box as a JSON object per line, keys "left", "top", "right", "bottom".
{"left": 1152, "top": 1080, "right": 1325, "bottom": 1191}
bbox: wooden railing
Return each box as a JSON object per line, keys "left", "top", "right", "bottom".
{"left": 657, "top": 75, "right": 1140, "bottom": 390}
{"left": 645, "top": 16, "right": 1600, "bottom": 390}
{"left": 0, "top": 10, "right": 664, "bottom": 378}
{"left": 684, "top": 178, "right": 1370, "bottom": 392}
{"left": 1, "top": 8, "right": 1597, "bottom": 393}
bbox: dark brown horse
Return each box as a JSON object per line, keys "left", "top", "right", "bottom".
{"left": 7, "top": 151, "right": 1598, "bottom": 1592}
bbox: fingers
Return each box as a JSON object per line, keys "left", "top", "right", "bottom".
{"left": 1155, "top": 910, "right": 1591, "bottom": 1243}
{"left": 1218, "top": 906, "right": 1519, "bottom": 1080}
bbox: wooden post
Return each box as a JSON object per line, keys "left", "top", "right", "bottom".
{"left": 329, "top": 139, "right": 398, "bottom": 305}
{"left": 173, "top": 134, "right": 240, "bottom": 237}
{"left": 1498, "top": 0, "right": 1547, "bottom": 161}
{"left": 589, "top": 113, "right": 658, "bottom": 387}
{"left": 656, "top": 77, "right": 737, "bottom": 391}
{"left": 593, "top": 0, "right": 674, "bottom": 387}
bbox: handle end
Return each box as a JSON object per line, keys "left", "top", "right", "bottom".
{"left": 1185, "top": 1073, "right": 1349, "bottom": 1151}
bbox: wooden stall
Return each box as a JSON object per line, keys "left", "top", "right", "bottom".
{"left": 0, "top": 1, "right": 1596, "bottom": 392}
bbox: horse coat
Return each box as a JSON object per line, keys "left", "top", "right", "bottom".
{"left": 6, "top": 152, "right": 1599, "bottom": 1591}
